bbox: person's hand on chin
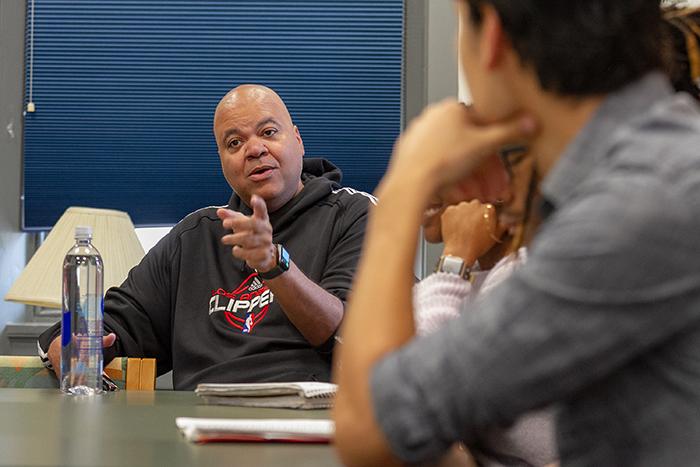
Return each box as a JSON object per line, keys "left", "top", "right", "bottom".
{"left": 217, "top": 195, "right": 276, "bottom": 273}
{"left": 378, "top": 100, "right": 537, "bottom": 207}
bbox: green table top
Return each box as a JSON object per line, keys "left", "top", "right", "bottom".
{"left": 0, "top": 388, "right": 341, "bottom": 467}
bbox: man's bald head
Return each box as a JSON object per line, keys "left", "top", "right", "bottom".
{"left": 214, "top": 84, "right": 294, "bottom": 131}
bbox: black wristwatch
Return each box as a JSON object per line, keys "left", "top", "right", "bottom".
{"left": 435, "top": 255, "right": 472, "bottom": 281}
{"left": 257, "top": 244, "right": 291, "bottom": 280}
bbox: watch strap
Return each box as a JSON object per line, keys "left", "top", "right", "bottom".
{"left": 435, "top": 255, "right": 472, "bottom": 281}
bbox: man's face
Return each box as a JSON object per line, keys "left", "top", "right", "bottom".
{"left": 453, "top": 3, "right": 535, "bottom": 228}
{"left": 214, "top": 90, "right": 304, "bottom": 212}
{"left": 457, "top": 1, "right": 519, "bottom": 123}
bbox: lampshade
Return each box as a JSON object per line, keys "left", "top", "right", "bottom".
{"left": 4, "top": 207, "right": 145, "bottom": 309}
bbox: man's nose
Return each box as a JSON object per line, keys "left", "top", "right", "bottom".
{"left": 244, "top": 137, "right": 268, "bottom": 159}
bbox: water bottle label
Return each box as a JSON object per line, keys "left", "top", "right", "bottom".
{"left": 61, "top": 310, "right": 71, "bottom": 346}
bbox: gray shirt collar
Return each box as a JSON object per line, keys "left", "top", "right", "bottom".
{"left": 540, "top": 72, "right": 674, "bottom": 209}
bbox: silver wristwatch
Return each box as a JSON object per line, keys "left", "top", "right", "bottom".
{"left": 435, "top": 255, "right": 471, "bottom": 281}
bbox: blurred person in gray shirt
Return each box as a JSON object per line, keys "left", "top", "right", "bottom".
{"left": 333, "top": 1, "right": 700, "bottom": 466}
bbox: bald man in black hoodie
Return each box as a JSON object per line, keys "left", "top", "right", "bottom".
{"left": 39, "top": 85, "right": 374, "bottom": 389}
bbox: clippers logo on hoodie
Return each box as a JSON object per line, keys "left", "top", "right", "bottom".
{"left": 209, "top": 273, "right": 274, "bottom": 333}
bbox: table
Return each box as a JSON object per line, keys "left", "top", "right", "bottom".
{"left": 0, "top": 388, "right": 341, "bottom": 467}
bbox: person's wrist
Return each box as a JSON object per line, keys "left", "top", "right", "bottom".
{"left": 255, "top": 244, "right": 278, "bottom": 273}
{"left": 376, "top": 170, "right": 436, "bottom": 212}
{"left": 257, "top": 244, "right": 291, "bottom": 280}
{"left": 435, "top": 254, "right": 472, "bottom": 280}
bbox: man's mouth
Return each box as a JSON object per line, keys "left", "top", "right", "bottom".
{"left": 248, "top": 165, "right": 276, "bottom": 181}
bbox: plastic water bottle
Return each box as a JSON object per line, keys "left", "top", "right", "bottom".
{"left": 61, "top": 225, "right": 104, "bottom": 395}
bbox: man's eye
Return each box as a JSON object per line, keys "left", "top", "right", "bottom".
{"left": 262, "top": 128, "right": 277, "bottom": 137}
{"left": 227, "top": 139, "right": 241, "bottom": 149}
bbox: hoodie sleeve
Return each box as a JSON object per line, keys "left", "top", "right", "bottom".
{"left": 319, "top": 193, "right": 372, "bottom": 303}
{"left": 38, "top": 227, "right": 180, "bottom": 376}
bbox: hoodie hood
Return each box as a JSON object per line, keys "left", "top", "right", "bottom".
{"left": 226, "top": 157, "right": 344, "bottom": 231}
{"left": 300, "top": 158, "right": 342, "bottom": 184}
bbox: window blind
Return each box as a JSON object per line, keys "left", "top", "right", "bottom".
{"left": 22, "top": 0, "right": 403, "bottom": 229}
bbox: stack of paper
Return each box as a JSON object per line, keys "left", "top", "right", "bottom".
{"left": 176, "top": 417, "right": 334, "bottom": 443}
{"left": 195, "top": 382, "right": 337, "bottom": 409}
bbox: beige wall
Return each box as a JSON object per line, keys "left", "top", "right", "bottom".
{"left": 0, "top": 0, "right": 31, "bottom": 352}
{"left": 420, "top": 0, "right": 459, "bottom": 277}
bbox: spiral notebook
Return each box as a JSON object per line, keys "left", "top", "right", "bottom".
{"left": 176, "top": 417, "right": 334, "bottom": 443}
{"left": 195, "top": 382, "right": 337, "bottom": 409}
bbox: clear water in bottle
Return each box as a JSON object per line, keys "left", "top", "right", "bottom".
{"left": 61, "top": 225, "right": 104, "bottom": 395}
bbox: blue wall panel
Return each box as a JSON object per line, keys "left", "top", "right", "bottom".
{"left": 22, "top": 0, "right": 403, "bottom": 229}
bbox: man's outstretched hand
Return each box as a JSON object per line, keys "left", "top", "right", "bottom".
{"left": 217, "top": 195, "right": 277, "bottom": 273}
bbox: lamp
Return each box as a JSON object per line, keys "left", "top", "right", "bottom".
{"left": 4, "top": 207, "right": 145, "bottom": 309}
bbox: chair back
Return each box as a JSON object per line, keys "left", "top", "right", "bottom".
{"left": 0, "top": 356, "right": 155, "bottom": 390}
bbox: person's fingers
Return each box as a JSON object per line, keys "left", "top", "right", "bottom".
{"left": 221, "top": 232, "right": 245, "bottom": 247}
{"left": 48, "top": 337, "right": 61, "bottom": 374}
{"left": 463, "top": 199, "right": 484, "bottom": 213}
{"left": 216, "top": 208, "right": 237, "bottom": 221}
{"left": 426, "top": 103, "right": 535, "bottom": 160}
{"left": 217, "top": 208, "right": 251, "bottom": 231}
{"left": 250, "top": 195, "right": 269, "bottom": 223}
{"left": 483, "top": 203, "right": 498, "bottom": 230}
{"left": 446, "top": 115, "right": 537, "bottom": 187}
{"left": 103, "top": 333, "right": 116, "bottom": 348}
{"left": 442, "top": 201, "right": 474, "bottom": 234}
{"left": 231, "top": 245, "right": 247, "bottom": 261}
{"left": 224, "top": 214, "right": 254, "bottom": 232}
{"left": 472, "top": 115, "right": 537, "bottom": 156}
{"left": 221, "top": 232, "right": 267, "bottom": 249}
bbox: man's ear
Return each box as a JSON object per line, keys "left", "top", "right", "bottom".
{"left": 213, "top": 120, "right": 223, "bottom": 154}
{"left": 480, "top": 4, "right": 509, "bottom": 71}
{"left": 294, "top": 125, "right": 305, "bottom": 155}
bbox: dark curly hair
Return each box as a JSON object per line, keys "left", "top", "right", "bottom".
{"left": 663, "top": 7, "right": 700, "bottom": 101}
{"left": 463, "top": 0, "right": 666, "bottom": 96}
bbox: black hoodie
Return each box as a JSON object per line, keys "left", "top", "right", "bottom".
{"left": 38, "top": 158, "right": 373, "bottom": 390}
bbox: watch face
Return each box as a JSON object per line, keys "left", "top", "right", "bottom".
{"left": 441, "top": 255, "right": 465, "bottom": 275}
{"left": 278, "top": 245, "right": 291, "bottom": 271}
